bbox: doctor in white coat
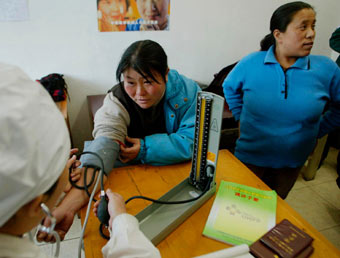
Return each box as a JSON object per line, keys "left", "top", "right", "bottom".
{"left": 0, "top": 63, "right": 160, "bottom": 258}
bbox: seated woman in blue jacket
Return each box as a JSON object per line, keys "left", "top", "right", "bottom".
{"left": 94, "top": 39, "right": 200, "bottom": 166}
{"left": 223, "top": 1, "right": 340, "bottom": 199}
{"left": 37, "top": 40, "right": 201, "bottom": 242}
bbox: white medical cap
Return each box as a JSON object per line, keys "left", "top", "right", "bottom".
{"left": 0, "top": 63, "right": 70, "bottom": 226}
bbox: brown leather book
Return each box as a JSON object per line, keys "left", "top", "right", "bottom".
{"left": 250, "top": 219, "right": 314, "bottom": 258}
{"left": 250, "top": 239, "right": 314, "bottom": 258}
{"left": 250, "top": 238, "right": 279, "bottom": 258}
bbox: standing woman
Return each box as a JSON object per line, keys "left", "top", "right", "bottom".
{"left": 223, "top": 1, "right": 340, "bottom": 199}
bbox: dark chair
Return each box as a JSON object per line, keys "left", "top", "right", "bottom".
{"left": 319, "top": 129, "right": 340, "bottom": 187}
{"left": 203, "top": 62, "right": 239, "bottom": 151}
{"left": 312, "top": 102, "right": 340, "bottom": 186}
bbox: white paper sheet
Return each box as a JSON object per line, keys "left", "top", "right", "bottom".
{"left": 193, "top": 244, "right": 254, "bottom": 258}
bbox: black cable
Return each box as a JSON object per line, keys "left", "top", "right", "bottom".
{"left": 69, "top": 166, "right": 99, "bottom": 201}
{"left": 125, "top": 178, "right": 211, "bottom": 205}
{"left": 81, "top": 151, "right": 105, "bottom": 173}
{"left": 99, "top": 223, "right": 110, "bottom": 240}
{"left": 69, "top": 166, "right": 97, "bottom": 190}
{"left": 67, "top": 151, "right": 111, "bottom": 239}
{"left": 84, "top": 167, "right": 100, "bottom": 201}
{"left": 125, "top": 165, "right": 214, "bottom": 205}
{"left": 68, "top": 151, "right": 105, "bottom": 202}
{"left": 98, "top": 174, "right": 214, "bottom": 240}
{"left": 72, "top": 151, "right": 215, "bottom": 240}
{"left": 99, "top": 165, "right": 215, "bottom": 240}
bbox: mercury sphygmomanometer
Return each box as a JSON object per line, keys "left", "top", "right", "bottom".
{"left": 68, "top": 91, "right": 224, "bottom": 257}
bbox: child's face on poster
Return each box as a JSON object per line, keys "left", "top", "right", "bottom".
{"left": 137, "top": 0, "right": 169, "bottom": 28}
{"left": 98, "top": 0, "right": 128, "bottom": 20}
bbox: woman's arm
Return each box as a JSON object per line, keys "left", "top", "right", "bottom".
{"left": 137, "top": 76, "right": 201, "bottom": 165}
{"left": 140, "top": 98, "right": 198, "bottom": 165}
{"left": 222, "top": 62, "right": 245, "bottom": 122}
{"left": 93, "top": 93, "right": 130, "bottom": 143}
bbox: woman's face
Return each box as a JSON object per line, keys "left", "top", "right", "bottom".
{"left": 98, "top": 0, "right": 127, "bottom": 20}
{"left": 275, "top": 8, "right": 316, "bottom": 58}
{"left": 123, "top": 68, "right": 167, "bottom": 109}
{"left": 136, "top": 0, "right": 169, "bottom": 27}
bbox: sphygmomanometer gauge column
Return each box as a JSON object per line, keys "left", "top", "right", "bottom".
{"left": 133, "top": 91, "right": 224, "bottom": 246}
{"left": 190, "top": 93, "right": 213, "bottom": 191}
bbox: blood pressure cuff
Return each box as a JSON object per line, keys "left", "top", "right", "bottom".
{"left": 80, "top": 136, "right": 119, "bottom": 175}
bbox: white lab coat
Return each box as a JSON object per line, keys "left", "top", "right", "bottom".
{"left": 0, "top": 233, "right": 48, "bottom": 258}
{"left": 102, "top": 214, "right": 161, "bottom": 257}
{"left": 0, "top": 214, "right": 160, "bottom": 258}
{"left": 0, "top": 214, "right": 253, "bottom": 258}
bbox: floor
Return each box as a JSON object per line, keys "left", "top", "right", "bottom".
{"left": 38, "top": 148, "right": 340, "bottom": 257}
{"left": 285, "top": 147, "right": 340, "bottom": 250}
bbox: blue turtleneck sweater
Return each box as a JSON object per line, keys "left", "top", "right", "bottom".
{"left": 223, "top": 45, "right": 340, "bottom": 168}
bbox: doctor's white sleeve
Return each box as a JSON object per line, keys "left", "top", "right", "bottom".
{"left": 102, "top": 214, "right": 161, "bottom": 258}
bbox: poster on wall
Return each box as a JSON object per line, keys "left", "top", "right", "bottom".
{"left": 97, "top": 0, "right": 170, "bottom": 32}
{"left": 0, "top": 0, "right": 29, "bottom": 22}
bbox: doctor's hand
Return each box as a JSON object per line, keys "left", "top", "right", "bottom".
{"left": 36, "top": 205, "right": 76, "bottom": 243}
{"left": 93, "top": 189, "right": 126, "bottom": 230}
{"left": 64, "top": 148, "right": 82, "bottom": 193}
{"left": 119, "top": 136, "right": 141, "bottom": 163}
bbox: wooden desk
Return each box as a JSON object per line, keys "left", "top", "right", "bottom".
{"left": 81, "top": 150, "right": 340, "bottom": 258}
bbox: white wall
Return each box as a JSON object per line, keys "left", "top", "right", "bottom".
{"left": 1, "top": 0, "right": 339, "bottom": 149}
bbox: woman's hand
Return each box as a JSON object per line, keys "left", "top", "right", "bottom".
{"left": 119, "top": 136, "right": 141, "bottom": 163}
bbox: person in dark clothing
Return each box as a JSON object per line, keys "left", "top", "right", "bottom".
{"left": 330, "top": 27, "right": 340, "bottom": 66}
{"left": 326, "top": 27, "right": 340, "bottom": 188}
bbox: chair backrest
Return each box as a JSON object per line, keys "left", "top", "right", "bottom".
{"left": 204, "top": 62, "right": 237, "bottom": 99}
{"left": 204, "top": 62, "right": 238, "bottom": 128}
{"left": 87, "top": 94, "right": 106, "bottom": 130}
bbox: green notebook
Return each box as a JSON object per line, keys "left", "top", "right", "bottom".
{"left": 203, "top": 180, "right": 277, "bottom": 246}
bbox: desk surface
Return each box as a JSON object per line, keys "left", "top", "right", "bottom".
{"left": 81, "top": 150, "right": 340, "bottom": 258}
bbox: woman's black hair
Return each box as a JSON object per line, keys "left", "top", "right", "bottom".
{"left": 116, "top": 40, "right": 168, "bottom": 85}
{"left": 260, "top": 1, "right": 314, "bottom": 51}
